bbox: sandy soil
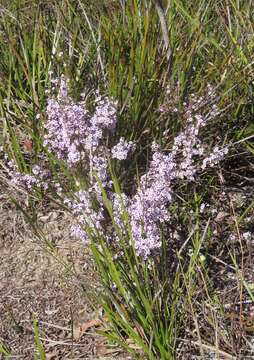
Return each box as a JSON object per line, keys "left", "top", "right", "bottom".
{"left": 0, "top": 184, "right": 130, "bottom": 359}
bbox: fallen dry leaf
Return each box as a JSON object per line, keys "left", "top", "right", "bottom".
{"left": 73, "top": 318, "right": 102, "bottom": 340}
{"left": 95, "top": 338, "right": 108, "bottom": 356}
{"left": 46, "top": 350, "right": 58, "bottom": 360}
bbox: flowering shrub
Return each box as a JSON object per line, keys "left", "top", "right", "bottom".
{"left": 6, "top": 78, "right": 229, "bottom": 260}
{"left": 2, "top": 77, "right": 236, "bottom": 359}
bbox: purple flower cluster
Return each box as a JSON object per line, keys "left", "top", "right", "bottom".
{"left": 44, "top": 98, "right": 87, "bottom": 164}
{"left": 202, "top": 145, "right": 229, "bottom": 170}
{"left": 44, "top": 79, "right": 117, "bottom": 166}
{"left": 6, "top": 161, "right": 50, "bottom": 191}
{"left": 90, "top": 92, "right": 117, "bottom": 132}
{"left": 108, "top": 90, "right": 229, "bottom": 258}
{"left": 64, "top": 189, "right": 105, "bottom": 244}
{"left": 111, "top": 138, "right": 135, "bottom": 160}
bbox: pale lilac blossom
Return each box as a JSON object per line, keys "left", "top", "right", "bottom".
{"left": 112, "top": 138, "right": 135, "bottom": 160}
{"left": 44, "top": 79, "right": 117, "bottom": 164}
{"left": 202, "top": 146, "right": 229, "bottom": 170}
{"left": 7, "top": 162, "right": 50, "bottom": 191}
